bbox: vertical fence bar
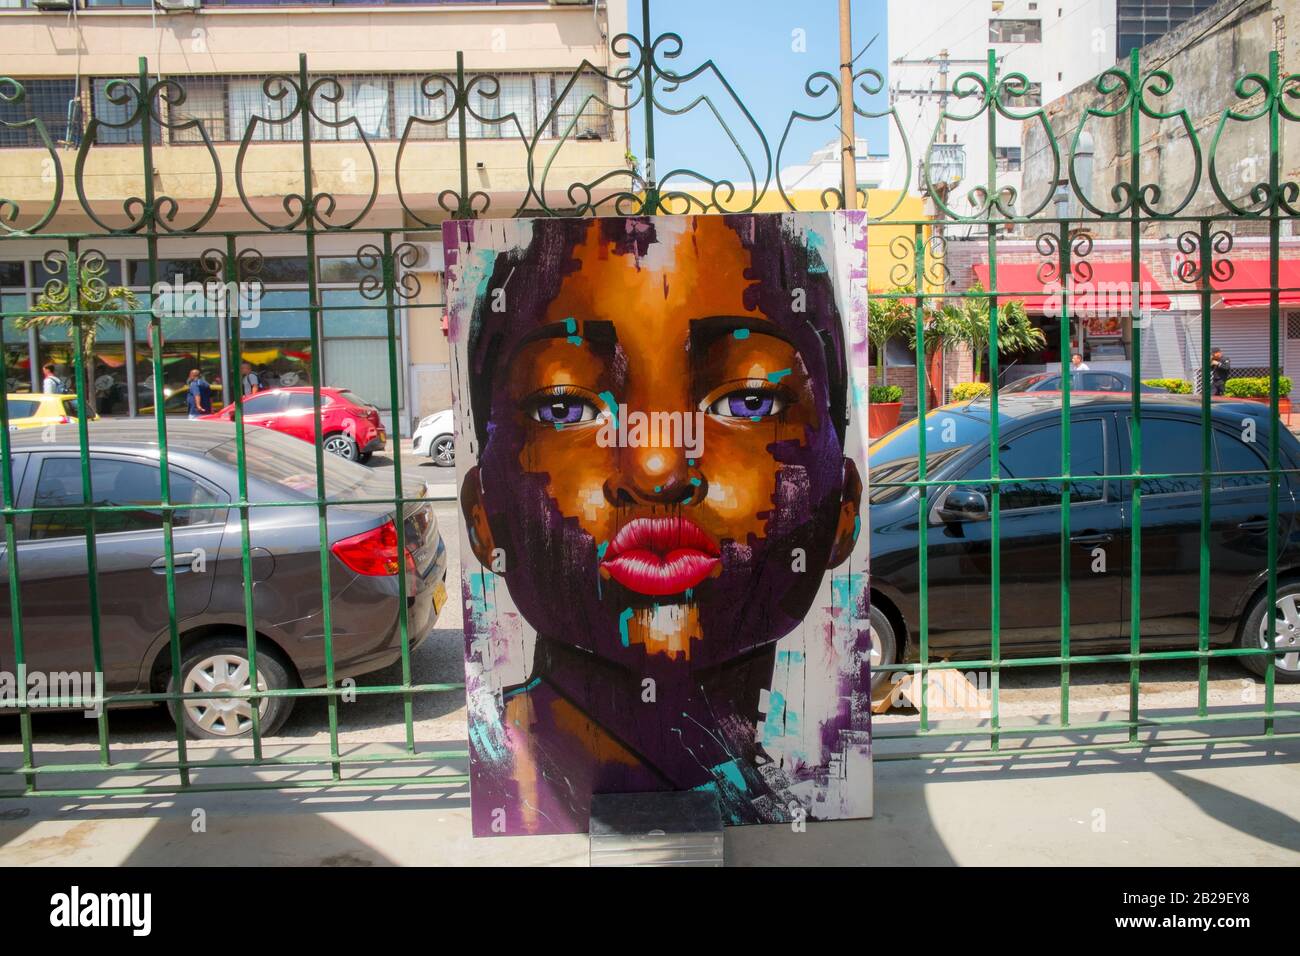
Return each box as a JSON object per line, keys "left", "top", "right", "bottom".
{"left": 1197, "top": 220, "right": 1213, "bottom": 717}
{"left": 224, "top": 234, "right": 263, "bottom": 756}
{"left": 382, "top": 234, "right": 416, "bottom": 753}
{"left": 912, "top": 223, "right": 930, "bottom": 731}
{"left": 985, "top": 49, "right": 1002, "bottom": 753}
{"left": 0, "top": 278, "right": 35, "bottom": 791}
{"left": 640, "top": 0, "right": 658, "bottom": 214}
{"left": 1058, "top": 220, "right": 1072, "bottom": 726}
{"left": 137, "top": 56, "right": 189, "bottom": 787}
{"left": 299, "top": 54, "right": 342, "bottom": 780}
{"left": 1264, "top": 50, "right": 1280, "bottom": 734}
{"left": 1126, "top": 47, "right": 1143, "bottom": 745}
{"left": 67, "top": 241, "right": 110, "bottom": 765}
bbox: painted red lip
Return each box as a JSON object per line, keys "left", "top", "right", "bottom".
{"left": 601, "top": 516, "right": 721, "bottom": 596}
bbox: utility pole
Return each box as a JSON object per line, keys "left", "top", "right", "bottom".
{"left": 839, "top": 0, "right": 857, "bottom": 210}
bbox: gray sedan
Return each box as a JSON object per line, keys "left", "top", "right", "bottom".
{"left": 0, "top": 421, "right": 448, "bottom": 738}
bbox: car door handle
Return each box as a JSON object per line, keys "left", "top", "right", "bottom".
{"left": 150, "top": 551, "right": 200, "bottom": 572}
{"left": 1238, "top": 518, "right": 1272, "bottom": 531}
{"left": 1070, "top": 532, "right": 1114, "bottom": 545}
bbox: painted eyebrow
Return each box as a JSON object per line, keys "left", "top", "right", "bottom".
{"left": 689, "top": 315, "right": 795, "bottom": 350}
{"left": 514, "top": 319, "right": 618, "bottom": 352}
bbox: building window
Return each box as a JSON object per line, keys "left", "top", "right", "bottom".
{"left": 989, "top": 18, "right": 1042, "bottom": 43}
{"left": 90, "top": 78, "right": 161, "bottom": 145}
{"left": 0, "top": 79, "right": 80, "bottom": 147}
{"left": 168, "top": 76, "right": 227, "bottom": 143}
{"left": 996, "top": 146, "right": 1022, "bottom": 172}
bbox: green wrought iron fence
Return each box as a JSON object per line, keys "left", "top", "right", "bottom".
{"left": 0, "top": 7, "right": 1297, "bottom": 799}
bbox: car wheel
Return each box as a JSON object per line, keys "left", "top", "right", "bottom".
{"left": 323, "top": 432, "right": 359, "bottom": 461}
{"left": 430, "top": 434, "right": 455, "bottom": 467}
{"left": 166, "top": 638, "right": 294, "bottom": 739}
{"left": 869, "top": 603, "right": 898, "bottom": 691}
{"left": 1239, "top": 582, "right": 1300, "bottom": 683}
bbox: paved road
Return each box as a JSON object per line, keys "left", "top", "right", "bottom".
{"left": 0, "top": 434, "right": 1295, "bottom": 749}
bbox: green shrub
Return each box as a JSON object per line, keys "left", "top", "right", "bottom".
{"left": 869, "top": 384, "right": 903, "bottom": 404}
{"left": 951, "top": 382, "right": 991, "bottom": 401}
{"left": 1142, "top": 378, "right": 1193, "bottom": 394}
{"left": 1224, "top": 376, "right": 1293, "bottom": 399}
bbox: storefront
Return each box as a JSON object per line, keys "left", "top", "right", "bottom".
{"left": 0, "top": 243, "right": 410, "bottom": 431}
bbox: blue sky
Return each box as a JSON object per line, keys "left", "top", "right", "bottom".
{"left": 624, "top": 0, "right": 891, "bottom": 191}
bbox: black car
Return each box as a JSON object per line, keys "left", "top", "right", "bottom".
{"left": 866, "top": 393, "right": 1300, "bottom": 684}
{"left": 1002, "top": 369, "right": 1163, "bottom": 394}
{"left": 0, "top": 421, "right": 448, "bottom": 738}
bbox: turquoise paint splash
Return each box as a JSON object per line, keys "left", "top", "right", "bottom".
{"left": 618, "top": 607, "right": 634, "bottom": 647}
{"left": 599, "top": 390, "right": 619, "bottom": 428}
{"left": 766, "top": 368, "right": 792, "bottom": 383}
{"left": 732, "top": 328, "right": 751, "bottom": 339}
{"left": 564, "top": 317, "right": 582, "bottom": 346}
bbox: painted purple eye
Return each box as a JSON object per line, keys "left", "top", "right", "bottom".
{"left": 708, "top": 388, "right": 785, "bottom": 419}
{"left": 531, "top": 394, "right": 597, "bottom": 425}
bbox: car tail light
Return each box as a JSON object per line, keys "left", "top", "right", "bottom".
{"left": 57, "top": 416, "right": 70, "bottom": 424}
{"left": 331, "top": 519, "right": 416, "bottom": 577}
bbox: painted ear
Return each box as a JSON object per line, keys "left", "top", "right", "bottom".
{"left": 460, "top": 465, "right": 499, "bottom": 572}
{"left": 827, "top": 456, "right": 863, "bottom": 569}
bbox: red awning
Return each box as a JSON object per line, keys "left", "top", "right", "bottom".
{"left": 1209, "top": 259, "right": 1300, "bottom": 308}
{"left": 971, "top": 263, "right": 1171, "bottom": 314}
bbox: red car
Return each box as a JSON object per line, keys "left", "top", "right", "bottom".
{"left": 202, "top": 387, "right": 387, "bottom": 463}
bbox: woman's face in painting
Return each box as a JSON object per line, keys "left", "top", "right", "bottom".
{"left": 463, "top": 216, "right": 861, "bottom": 670}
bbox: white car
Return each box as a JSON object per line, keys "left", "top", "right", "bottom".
{"left": 412, "top": 409, "right": 455, "bottom": 467}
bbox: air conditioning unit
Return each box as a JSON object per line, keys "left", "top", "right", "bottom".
{"left": 155, "top": 0, "right": 200, "bottom": 11}
{"left": 405, "top": 242, "right": 444, "bottom": 272}
{"left": 33, "top": 0, "right": 73, "bottom": 11}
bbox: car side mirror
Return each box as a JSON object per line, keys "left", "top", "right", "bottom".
{"left": 937, "top": 488, "right": 990, "bottom": 522}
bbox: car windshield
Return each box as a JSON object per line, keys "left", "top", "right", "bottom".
{"left": 1002, "top": 374, "right": 1053, "bottom": 393}
{"left": 868, "top": 410, "right": 989, "bottom": 503}
{"left": 206, "top": 428, "right": 413, "bottom": 502}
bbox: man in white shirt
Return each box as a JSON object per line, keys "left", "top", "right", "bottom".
{"left": 240, "top": 361, "right": 263, "bottom": 397}
{"left": 41, "top": 363, "right": 64, "bottom": 395}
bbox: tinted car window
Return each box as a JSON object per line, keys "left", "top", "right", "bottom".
{"left": 1214, "top": 427, "right": 1269, "bottom": 489}
{"left": 28, "top": 457, "right": 221, "bottom": 540}
{"left": 1082, "top": 372, "right": 1124, "bottom": 392}
{"left": 241, "top": 392, "right": 282, "bottom": 414}
{"left": 960, "top": 419, "right": 1106, "bottom": 509}
{"left": 6, "top": 400, "right": 39, "bottom": 419}
{"left": 283, "top": 392, "right": 322, "bottom": 411}
{"left": 1127, "top": 417, "right": 1203, "bottom": 495}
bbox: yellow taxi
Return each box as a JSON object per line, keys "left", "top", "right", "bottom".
{"left": 4, "top": 393, "right": 96, "bottom": 431}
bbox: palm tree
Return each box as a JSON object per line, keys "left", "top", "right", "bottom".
{"left": 19, "top": 257, "right": 139, "bottom": 417}
{"left": 867, "top": 287, "right": 919, "bottom": 382}
{"left": 940, "top": 281, "right": 1044, "bottom": 381}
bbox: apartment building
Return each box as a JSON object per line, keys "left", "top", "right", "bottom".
{"left": 885, "top": 0, "right": 1213, "bottom": 213}
{"left": 0, "top": 0, "right": 628, "bottom": 431}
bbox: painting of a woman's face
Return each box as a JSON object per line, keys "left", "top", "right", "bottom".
{"left": 461, "top": 215, "right": 861, "bottom": 670}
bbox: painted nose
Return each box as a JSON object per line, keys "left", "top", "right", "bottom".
{"left": 604, "top": 445, "right": 706, "bottom": 507}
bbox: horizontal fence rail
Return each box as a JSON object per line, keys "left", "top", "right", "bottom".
{"left": 0, "top": 4, "right": 1297, "bottom": 798}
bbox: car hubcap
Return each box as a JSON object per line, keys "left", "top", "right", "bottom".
{"left": 324, "top": 436, "right": 355, "bottom": 460}
{"left": 1259, "top": 594, "right": 1300, "bottom": 673}
{"left": 183, "top": 653, "right": 269, "bottom": 737}
{"left": 434, "top": 438, "right": 454, "bottom": 466}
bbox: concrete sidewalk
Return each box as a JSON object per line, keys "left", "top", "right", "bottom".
{"left": 1, "top": 739, "right": 1295, "bottom": 866}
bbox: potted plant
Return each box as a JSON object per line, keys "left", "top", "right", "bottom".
{"left": 1223, "top": 376, "right": 1293, "bottom": 421}
{"left": 868, "top": 384, "right": 904, "bottom": 437}
{"left": 867, "top": 292, "right": 913, "bottom": 436}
